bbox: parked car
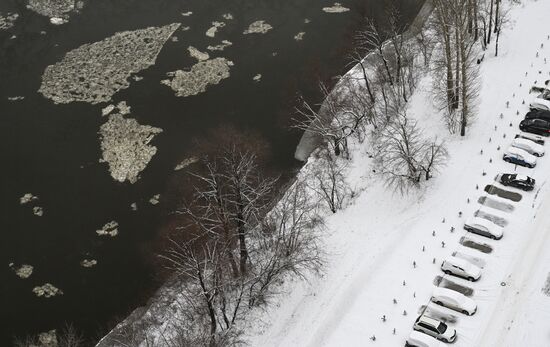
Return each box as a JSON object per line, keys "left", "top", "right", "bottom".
{"left": 524, "top": 109, "right": 550, "bottom": 122}
{"left": 529, "top": 98, "right": 550, "bottom": 111}
{"left": 441, "top": 256, "right": 481, "bottom": 281}
{"left": 503, "top": 146, "right": 537, "bottom": 168}
{"left": 515, "top": 133, "right": 545, "bottom": 145}
{"left": 519, "top": 118, "right": 550, "bottom": 136}
{"left": 497, "top": 173, "right": 535, "bottom": 191}
{"left": 413, "top": 315, "right": 457, "bottom": 343}
{"left": 431, "top": 286, "right": 477, "bottom": 315}
{"left": 464, "top": 217, "right": 503, "bottom": 240}
{"left": 406, "top": 330, "right": 447, "bottom": 347}
{"left": 511, "top": 138, "right": 545, "bottom": 156}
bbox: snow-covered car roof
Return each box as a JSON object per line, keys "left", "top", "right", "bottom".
{"left": 506, "top": 146, "right": 537, "bottom": 161}
{"left": 444, "top": 256, "right": 479, "bottom": 271}
{"left": 408, "top": 330, "right": 443, "bottom": 347}
{"left": 512, "top": 138, "right": 545, "bottom": 152}
{"left": 466, "top": 216, "right": 502, "bottom": 230}
{"left": 433, "top": 286, "right": 466, "bottom": 304}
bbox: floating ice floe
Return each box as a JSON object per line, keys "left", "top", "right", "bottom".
{"left": 181, "top": 26, "right": 190, "bottom": 31}
{"left": 101, "top": 104, "right": 115, "bottom": 116}
{"left": 99, "top": 112, "right": 162, "bottom": 184}
{"left": 243, "top": 20, "right": 272, "bottom": 34}
{"left": 96, "top": 221, "right": 119, "bottom": 237}
{"left": 294, "top": 32, "right": 306, "bottom": 41}
{"left": 26, "top": 0, "right": 80, "bottom": 24}
{"left": 39, "top": 23, "right": 180, "bottom": 104}
{"left": 0, "top": 12, "right": 19, "bottom": 30}
{"left": 253, "top": 74, "right": 262, "bottom": 82}
{"left": 132, "top": 75, "right": 144, "bottom": 81}
{"left": 9, "top": 263, "right": 34, "bottom": 279}
{"left": 130, "top": 202, "right": 138, "bottom": 211}
{"left": 171, "top": 36, "right": 178, "bottom": 42}
{"left": 174, "top": 157, "right": 199, "bottom": 171}
{"left": 80, "top": 259, "right": 97, "bottom": 268}
{"left": 223, "top": 13, "right": 234, "bottom": 20}
{"left": 181, "top": 11, "right": 192, "bottom": 17}
{"left": 206, "top": 21, "right": 225, "bottom": 38}
{"left": 322, "top": 3, "right": 350, "bottom": 13}
{"left": 33, "top": 283, "right": 63, "bottom": 298}
{"left": 8, "top": 96, "right": 25, "bottom": 101}
{"left": 33, "top": 206, "right": 44, "bottom": 216}
{"left": 207, "top": 40, "right": 233, "bottom": 51}
{"left": 149, "top": 194, "right": 160, "bottom": 205}
{"left": 161, "top": 57, "right": 233, "bottom": 97}
{"left": 20, "top": 193, "right": 38, "bottom": 205}
{"left": 188, "top": 46, "right": 210, "bottom": 61}
{"left": 304, "top": 18, "right": 311, "bottom": 24}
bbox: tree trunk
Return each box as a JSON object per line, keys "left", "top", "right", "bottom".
{"left": 487, "top": 0, "right": 494, "bottom": 44}
{"left": 359, "top": 61, "right": 375, "bottom": 103}
{"left": 494, "top": 0, "right": 500, "bottom": 33}
{"left": 460, "top": 29, "right": 468, "bottom": 136}
{"left": 495, "top": 26, "right": 501, "bottom": 57}
{"left": 454, "top": 23, "right": 461, "bottom": 110}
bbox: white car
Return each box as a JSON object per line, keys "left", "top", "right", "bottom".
{"left": 431, "top": 286, "right": 477, "bottom": 315}
{"left": 503, "top": 146, "right": 537, "bottom": 168}
{"left": 530, "top": 97, "right": 550, "bottom": 111}
{"left": 406, "top": 330, "right": 447, "bottom": 347}
{"left": 441, "top": 256, "right": 482, "bottom": 281}
{"left": 511, "top": 138, "right": 545, "bottom": 157}
{"left": 464, "top": 217, "right": 504, "bottom": 240}
{"left": 412, "top": 315, "right": 457, "bottom": 343}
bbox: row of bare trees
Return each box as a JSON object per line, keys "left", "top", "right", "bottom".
{"left": 153, "top": 147, "right": 327, "bottom": 346}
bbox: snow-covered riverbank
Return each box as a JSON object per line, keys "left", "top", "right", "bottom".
{"left": 247, "top": 1, "right": 550, "bottom": 346}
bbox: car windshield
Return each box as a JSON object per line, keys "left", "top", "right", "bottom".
{"left": 437, "top": 323, "right": 447, "bottom": 333}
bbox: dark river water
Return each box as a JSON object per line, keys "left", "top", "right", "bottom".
{"left": 0, "top": 0, "right": 423, "bottom": 344}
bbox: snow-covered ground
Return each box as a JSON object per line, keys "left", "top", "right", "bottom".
{"left": 246, "top": 1, "right": 550, "bottom": 346}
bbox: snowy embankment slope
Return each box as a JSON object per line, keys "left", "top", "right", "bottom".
{"left": 247, "top": 1, "right": 550, "bottom": 346}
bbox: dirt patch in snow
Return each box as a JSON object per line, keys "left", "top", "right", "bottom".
{"left": 474, "top": 209, "right": 508, "bottom": 227}
{"left": 484, "top": 185, "right": 522, "bottom": 202}
{"left": 478, "top": 196, "right": 515, "bottom": 212}
{"left": 459, "top": 236, "right": 493, "bottom": 253}
{"left": 434, "top": 276, "right": 474, "bottom": 297}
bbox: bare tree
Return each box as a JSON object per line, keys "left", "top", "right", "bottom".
{"left": 375, "top": 114, "right": 448, "bottom": 194}
{"left": 307, "top": 150, "right": 351, "bottom": 213}
{"left": 355, "top": 17, "right": 394, "bottom": 86}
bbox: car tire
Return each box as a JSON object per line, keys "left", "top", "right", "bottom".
{"left": 504, "top": 157, "right": 511, "bottom": 163}
{"left": 468, "top": 276, "right": 475, "bottom": 282}
{"left": 463, "top": 309, "right": 471, "bottom": 316}
{"left": 444, "top": 270, "right": 452, "bottom": 275}
{"left": 435, "top": 301, "right": 443, "bottom": 306}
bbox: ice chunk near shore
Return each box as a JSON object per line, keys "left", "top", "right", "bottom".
{"left": 322, "top": 3, "right": 350, "bottom": 13}
{"left": 80, "top": 259, "right": 97, "bottom": 268}
{"left": 181, "top": 11, "right": 192, "bottom": 17}
{"left": 33, "top": 206, "right": 44, "bottom": 216}
{"left": 26, "top": 0, "right": 78, "bottom": 24}
{"left": 174, "top": 157, "right": 199, "bottom": 171}
{"left": 8, "top": 96, "right": 25, "bottom": 101}
{"left": 130, "top": 202, "right": 138, "bottom": 211}
{"left": 33, "top": 283, "right": 63, "bottom": 298}
{"left": 223, "top": 13, "right": 234, "bottom": 20}
{"left": 188, "top": 46, "right": 210, "bottom": 61}
{"left": 161, "top": 57, "right": 233, "bottom": 97}
{"left": 243, "top": 20, "right": 272, "bottom": 34}
{"left": 99, "top": 112, "right": 162, "bottom": 183}
{"left": 149, "top": 194, "right": 160, "bottom": 205}
{"left": 0, "top": 12, "right": 19, "bottom": 30}
{"left": 96, "top": 221, "right": 119, "bottom": 237}
{"left": 207, "top": 40, "right": 233, "bottom": 51}
{"left": 20, "top": 193, "right": 38, "bottom": 205}
{"left": 253, "top": 74, "right": 262, "bottom": 82}
{"left": 206, "top": 21, "right": 225, "bottom": 38}
{"left": 39, "top": 23, "right": 180, "bottom": 104}
{"left": 102, "top": 104, "right": 115, "bottom": 117}
{"left": 294, "top": 32, "right": 306, "bottom": 41}
{"left": 9, "top": 263, "right": 34, "bottom": 279}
